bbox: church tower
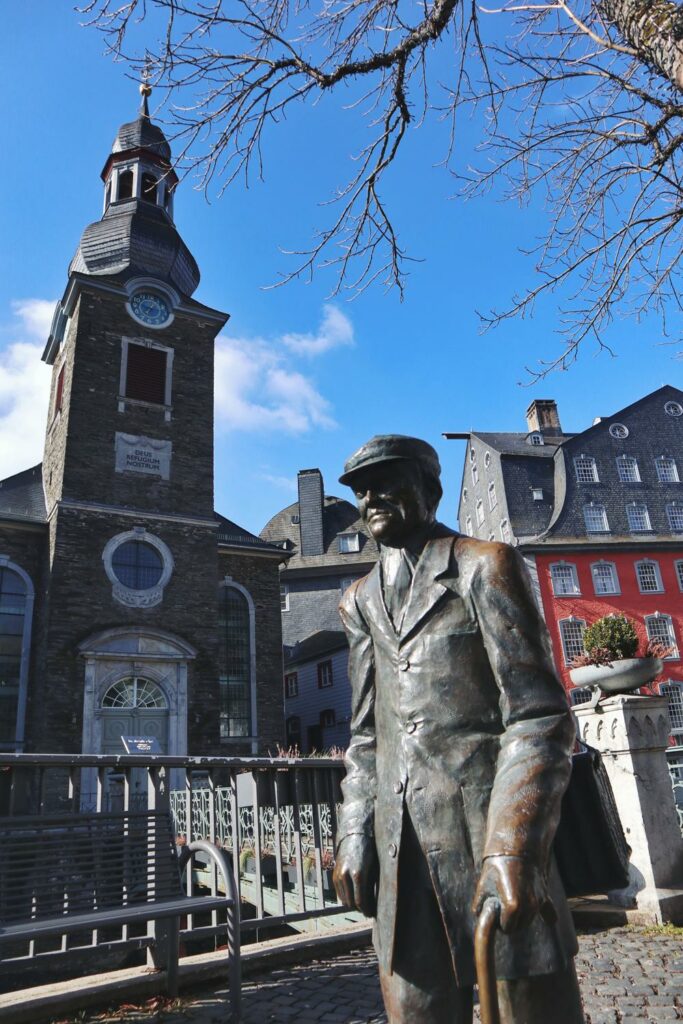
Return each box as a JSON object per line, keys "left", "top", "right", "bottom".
{"left": 35, "top": 85, "right": 231, "bottom": 760}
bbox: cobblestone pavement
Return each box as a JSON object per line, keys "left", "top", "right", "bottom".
{"left": 65, "top": 927, "right": 683, "bottom": 1023}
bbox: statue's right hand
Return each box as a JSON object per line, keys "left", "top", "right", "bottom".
{"left": 333, "top": 834, "right": 378, "bottom": 918}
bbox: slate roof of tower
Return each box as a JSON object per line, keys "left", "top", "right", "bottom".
{"left": 0, "top": 465, "right": 46, "bottom": 522}
{"left": 69, "top": 199, "right": 200, "bottom": 296}
{"left": 69, "top": 106, "right": 200, "bottom": 297}
{"left": 112, "top": 116, "right": 171, "bottom": 161}
{"left": 260, "top": 494, "right": 378, "bottom": 569}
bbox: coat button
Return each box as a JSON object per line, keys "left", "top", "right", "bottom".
{"left": 398, "top": 658, "right": 410, "bottom": 671}
{"left": 388, "top": 843, "right": 398, "bottom": 858}
{"left": 393, "top": 780, "right": 403, "bottom": 794}
{"left": 405, "top": 721, "right": 417, "bottom": 734}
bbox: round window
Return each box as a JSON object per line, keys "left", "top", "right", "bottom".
{"left": 111, "top": 540, "right": 163, "bottom": 590}
{"left": 609, "top": 423, "right": 629, "bottom": 439}
{"left": 129, "top": 290, "right": 172, "bottom": 328}
{"left": 664, "top": 401, "right": 683, "bottom": 418}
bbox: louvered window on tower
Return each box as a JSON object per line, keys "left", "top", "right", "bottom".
{"left": 125, "top": 343, "right": 167, "bottom": 405}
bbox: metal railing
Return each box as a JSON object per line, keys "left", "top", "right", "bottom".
{"left": 666, "top": 746, "right": 683, "bottom": 836}
{"left": 0, "top": 753, "right": 350, "bottom": 989}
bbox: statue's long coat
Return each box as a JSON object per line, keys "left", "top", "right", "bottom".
{"left": 337, "top": 524, "right": 578, "bottom": 986}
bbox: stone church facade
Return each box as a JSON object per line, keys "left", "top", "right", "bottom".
{"left": 0, "top": 94, "right": 285, "bottom": 760}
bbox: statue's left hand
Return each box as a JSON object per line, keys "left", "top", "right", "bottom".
{"left": 472, "top": 855, "right": 557, "bottom": 934}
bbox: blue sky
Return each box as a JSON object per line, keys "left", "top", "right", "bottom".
{"left": 1, "top": 5, "right": 680, "bottom": 535}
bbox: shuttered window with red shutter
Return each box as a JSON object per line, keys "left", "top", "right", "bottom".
{"left": 125, "top": 344, "right": 167, "bottom": 405}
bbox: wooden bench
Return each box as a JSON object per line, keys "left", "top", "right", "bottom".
{"left": 0, "top": 809, "right": 241, "bottom": 1021}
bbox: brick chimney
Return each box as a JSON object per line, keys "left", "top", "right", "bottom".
{"left": 525, "top": 399, "right": 562, "bottom": 437}
{"left": 297, "top": 469, "right": 325, "bottom": 556}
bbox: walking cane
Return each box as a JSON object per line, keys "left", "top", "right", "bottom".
{"left": 475, "top": 897, "right": 501, "bottom": 1024}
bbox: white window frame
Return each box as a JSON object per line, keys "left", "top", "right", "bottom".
{"left": 484, "top": 452, "right": 491, "bottom": 469}
{"left": 559, "top": 618, "right": 586, "bottom": 666}
{"left": 591, "top": 561, "right": 620, "bottom": 596}
{"left": 675, "top": 560, "right": 683, "bottom": 592}
{"left": 529, "top": 433, "right": 544, "bottom": 446}
{"left": 532, "top": 488, "right": 544, "bottom": 501}
{"left": 655, "top": 456, "right": 680, "bottom": 483}
{"left": 664, "top": 401, "right": 683, "bottom": 418}
{"left": 645, "top": 613, "right": 679, "bottom": 659}
{"left": 635, "top": 559, "right": 664, "bottom": 594}
{"left": 550, "top": 562, "right": 580, "bottom": 597}
{"left": 488, "top": 481, "right": 497, "bottom": 511}
{"left": 339, "top": 576, "right": 356, "bottom": 594}
{"left": 626, "top": 502, "right": 652, "bottom": 533}
{"left": 667, "top": 502, "right": 683, "bottom": 533}
{"left": 583, "top": 503, "right": 610, "bottom": 533}
{"left": 465, "top": 516, "right": 473, "bottom": 537}
{"left": 471, "top": 461, "right": 479, "bottom": 485}
{"left": 475, "top": 500, "right": 484, "bottom": 527}
{"left": 616, "top": 455, "right": 641, "bottom": 483}
{"left": 119, "top": 335, "right": 174, "bottom": 422}
{"left": 500, "top": 519, "right": 511, "bottom": 544}
{"left": 609, "top": 423, "right": 629, "bottom": 439}
{"left": 338, "top": 532, "right": 360, "bottom": 554}
{"left": 660, "top": 681, "right": 683, "bottom": 736}
{"left": 574, "top": 455, "right": 599, "bottom": 483}
{"left": 280, "top": 583, "right": 290, "bottom": 612}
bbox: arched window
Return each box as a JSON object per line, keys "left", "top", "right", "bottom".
{"left": 219, "top": 584, "right": 255, "bottom": 739}
{"left": 0, "top": 563, "right": 34, "bottom": 751}
{"left": 660, "top": 682, "right": 683, "bottom": 740}
{"left": 635, "top": 559, "right": 663, "bottom": 594}
{"left": 645, "top": 614, "right": 679, "bottom": 659}
{"left": 118, "top": 169, "right": 133, "bottom": 200}
{"left": 141, "top": 172, "right": 158, "bottom": 203}
{"left": 550, "top": 562, "right": 580, "bottom": 596}
{"left": 102, "top": 677, "right": 167, "bottom": 709}
{"left": 559, "top": 618, "right": 586, "bottom": 666}
{"left": 591, "top": 561, "right": 619, "bottom": 595}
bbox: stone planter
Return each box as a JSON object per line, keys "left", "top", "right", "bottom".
{"left": 570, "top": 656, "right": 663, "bottom": 695}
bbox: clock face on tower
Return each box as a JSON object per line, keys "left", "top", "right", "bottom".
{"left": 129, "top": 290, "right": 172, "bottom": 327}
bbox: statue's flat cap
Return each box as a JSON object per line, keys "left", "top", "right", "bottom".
{"left": 339, "top": 435, "right": 441, "bottom": 487}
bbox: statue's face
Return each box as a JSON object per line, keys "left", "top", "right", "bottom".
{"left": 352, "top": 461, "right": 431, "bottom": 547}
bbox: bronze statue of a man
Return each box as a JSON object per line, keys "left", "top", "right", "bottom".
{"left": 333, "top": 435, "right": 585, "bottom": 1024}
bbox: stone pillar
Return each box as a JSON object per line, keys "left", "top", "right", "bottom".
{"left": 574, "top": 694, "right": 683, "bottom": 924}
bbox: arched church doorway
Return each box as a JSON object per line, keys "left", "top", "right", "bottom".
{"left": 100, "top": 676, "right": 169, "bottom": 754}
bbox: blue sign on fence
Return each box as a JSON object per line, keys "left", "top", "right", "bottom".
{"left": 121, "top": 735, "right": 162, "bottom": 754}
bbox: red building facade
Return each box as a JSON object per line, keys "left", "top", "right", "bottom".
{"left": 450, "top": 386, "right": 683, "bottom": 746}
{"left": 535, "top": 549, "right": 683, "bottom": 731}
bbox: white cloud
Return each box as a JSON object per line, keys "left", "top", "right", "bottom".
{"left": 281, "top": 304, "right": 354, "bottom": 357}
{"left": 0, "top": 301, "right": 54, "bottom": 479}
{"left": 11, "top": 299, "right": 55, "bottom": 340}
{"left": 256, "top": 473, "right": 297, "bottom": 492}
{"left": 215, "top": 306, "right": 350, "bottom": 433}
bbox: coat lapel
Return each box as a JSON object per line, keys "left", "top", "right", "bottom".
{"left": 398, "top": 533, "right": 456, "bottom": 643}
{"left": 363, "top": 561, "right": 396, "bottom": 641}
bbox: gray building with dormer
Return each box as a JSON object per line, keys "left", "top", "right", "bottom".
{"left": 260, "top": 469, "right": 379, "bottom": 751}
{"left": 445, "top": 386, "right": 683, "bottom": 731}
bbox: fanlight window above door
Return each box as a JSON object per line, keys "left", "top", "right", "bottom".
{"left": 102, "top": 677, "right": 167, "bottom": 709}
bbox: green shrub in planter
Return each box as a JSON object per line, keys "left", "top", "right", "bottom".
{"left": 583, "top": 613, "right": 639, "bottom": 661}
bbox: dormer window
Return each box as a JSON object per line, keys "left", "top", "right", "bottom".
{"left": 529, "top": 433, "right": 544, "bottom": 446}
{"left": 338, "top": 532, "right": 360, "bottom": 554}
